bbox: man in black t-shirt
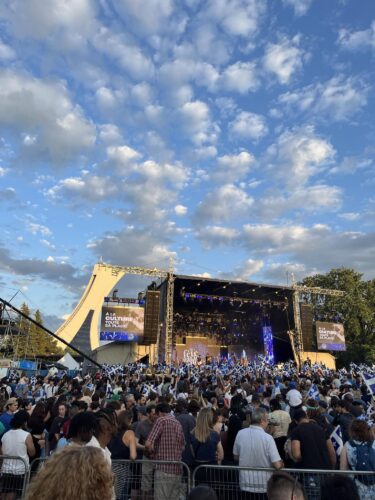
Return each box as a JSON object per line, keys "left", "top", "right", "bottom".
{"left": 291, "top": 410, "right": 336, "bottom": 470}
{"left": 333, "top": 400, "right": 354, "bottom": 443}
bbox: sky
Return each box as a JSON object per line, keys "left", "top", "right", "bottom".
{"left": 0, "top": 0, "right": 374, "bottom": 331}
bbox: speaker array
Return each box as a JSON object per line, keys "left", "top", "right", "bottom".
{"left": 300, "top": 303, "right": 314, "bottom": 351}
{"left": 141, "top": 290, "right": 160, "bottom": 345}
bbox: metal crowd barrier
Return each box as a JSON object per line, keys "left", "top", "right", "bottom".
{"left": 110, "top": 459, "right": 191, "bottom": 500}
{"left": 14, "top": 455, "right": 375, "bottom": 500}
{"left": 26, "top": 457, "right": 191, "bottom": 500}
{"left": 0, "top": 455, "right": 29, "bottom": 499}
{"left": 192, "top": 464, "right": 375, "bottom": 500}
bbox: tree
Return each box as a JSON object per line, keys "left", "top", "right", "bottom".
{"left": 300, "top": 268, "right": 375, "bottom": 366}
{"left": 14, "top": 303, "right": 35, "bottom": 358}
{"left": 32, "top": 309, "right": 62, "bottom": 356}
{"left": 14, "top": 303, "right": 62, "bottom": 358}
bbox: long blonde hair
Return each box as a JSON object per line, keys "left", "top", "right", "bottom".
{"left": 192, "top": 407, "right": 214, "bottom": 443}
{"left": 26, "top": 446, "right": 114, "bottom": 500}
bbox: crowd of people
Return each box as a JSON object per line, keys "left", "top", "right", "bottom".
{"left": 0, "top": 357, "right": 374, "bottom": 500}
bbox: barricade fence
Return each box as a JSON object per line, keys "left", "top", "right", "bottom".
{"left": 1, "top": 454, "right": 374, "bottom": 500}
{"left": 26, "top": 457, "right": 191, "bottom": 500}
{"left": 0, "top": 455, "right": 29, "bottom": 499}
{"left": 192, "top": 464, "right": 375, "bottom": 500}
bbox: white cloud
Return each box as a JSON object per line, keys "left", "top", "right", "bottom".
{"left": 242, "top": 223, "right": 311, "bottom": 249}
{"left": 0, "top": 0, "right": 97, "bottom": 41}
{"left": 0, "top": 187, "right": 16, "bottom": 201}
{"left": 203, "top": 0, "right": 266, "bottom": 38}
{"left": 131, "top": 82, "right": 154, "bottom": 106}
{"left": 112, "top": 0, "right": 176, "bottom": 36}
{"left": 95, "top": 87, "right": 121, "bottom": 110}
{"left": 93, "top": 30, "right": 154, "bottom": 80}
{"left": 193, "top": 184, "right": 253, "bottom": 224}
{"left": 262, "top": 261, "right": 309, "bottom": 283}
{"left": 27, "top": 222, "right": 52, "bottom": 237}
{"left": 339, "top": 212, "right": 360, "bottom": 221}
{"left": 338, "top": 21, "right": 375, "bottom": 51}
{"left": 189, "top": 24, "right": 230, "bottom": 65}
{"left": 102, "top": 159, "right": 190, "bottom": 225}
{"left": 0, "top": 167, "right": 8, "bottom": 177}
{"left": 107, "top": 145, "right": 142, "bottom": 174}
{"left": 220, "top": 61, "right": 259, "bottom": 93}
{"left": 47, "top": 174, "right": 119, "bottom": 203}
{"left": 174, "top": 204, "right": 188, "bottom": 216}
{"left": 40, "top": 239, "right": 56, "bottom": 250}
{"left": 265, "top": 126, "right": 335, "bottom": 187}
{"left": 193, "top": 220, "right": 375, "bottom": 278}
{"left": 329, "top": 155, "right": 373, "bottom": 175}
{"left": 159, "top": 59, "right": 219, "bottom": 92}
{"left": 89, "top": 226, "right": 174, "bottom": 269}
{"left": 229, "top": 111, "right": 268, "bottom": 140}
{"left": 212, "top": 151, "right": 255, "bottom": 183}
{"left": 0, "top": 39, "right": 16, "bottom": 60}
{"left": 263, "top": 35, "right": 306, "bottom": 84}
{"left": 0, "top": 70, "right": 95, "bottom": 163}
{"left": 195, "top": 225, "right": 240, "bottom": 248}
{"left": 179, "top": 100, "right": 219, "bottom": 146}
{"left": 241, "top": 223, "right": 375, "bottom": 277}
{"left": 220, "top": 258, "right": 264, "bottom": 281}
{"left": 257, "top": 184, "right": 342, "bottom": 218}
{"left": 99, "top": 124, "right": 122, "bottom": 144}
{"left": 282, "top": 0, "right": 313, "bottom": 17}
{"left": 278, "top": 75, "right": 369, "bottom": 121}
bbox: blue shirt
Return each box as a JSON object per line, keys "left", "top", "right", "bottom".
{"left": 0, "top": 412, "right": 14, "bottom": 433}
{"left": 190, "top": 430, "right": 219, "bottom": 462}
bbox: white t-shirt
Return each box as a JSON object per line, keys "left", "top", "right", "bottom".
{"left": 286, "top": 389, "right": 302, "bottom": 407}
{"left": 1, "top": 429, "right": 30, "bottom": 474}
{"left": 86, "top": 435, "right": 112, "bottom": 466}
{"left": 233, "top": 426, "right": 281, "bottom": 493}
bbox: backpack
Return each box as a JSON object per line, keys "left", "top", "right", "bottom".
{"left": 349, "top": 440, "right": 375, "bottom": 486}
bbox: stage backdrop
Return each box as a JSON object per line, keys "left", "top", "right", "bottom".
{"left": 316, "top": 322, "right": 346, "bottom": 351}
{"left": 100, "top": 305, "right": 144, "bottom": 343}
{"left": 174, "top": 336, "right": 262, "bottom": 363}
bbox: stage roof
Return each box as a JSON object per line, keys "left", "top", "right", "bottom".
{"left": 171, "top": 274, "right": 294, "bottom": 302}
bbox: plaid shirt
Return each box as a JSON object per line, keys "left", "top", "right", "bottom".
{"left": 147, "top": 414, "right": 185, "bottom": 475}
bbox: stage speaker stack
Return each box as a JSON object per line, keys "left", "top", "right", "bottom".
{"left": 141, "top": 290, "right": 160, "bottom": 345}
{"left": 300, "top": 303, "right": 314, "bottom": 351}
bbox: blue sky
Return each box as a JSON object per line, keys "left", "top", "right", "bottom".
{"left": 0, "top": 0, "right": 374, "bottom": 330}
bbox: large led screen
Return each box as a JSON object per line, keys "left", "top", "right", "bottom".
{"left": 100, "top": 306, "right": 144, "bottom": 342}
{"left": 316, "top": 321, "right": 346, "bottom": 351}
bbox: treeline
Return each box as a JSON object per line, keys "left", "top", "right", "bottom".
{"left": 12, "top": 303, "right": 62, "bottom": 358}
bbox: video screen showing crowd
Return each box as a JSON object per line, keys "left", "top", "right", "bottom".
{"left": 0, "top": 355, "right": 374, "bottom": 500}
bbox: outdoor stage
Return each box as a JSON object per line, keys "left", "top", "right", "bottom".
{"left": 165, "top": 275, "right": 296, "bottom": 364}
{"left": 50, "top": 262, "right": 341, "bottom": 367}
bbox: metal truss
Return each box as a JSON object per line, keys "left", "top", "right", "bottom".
{"left": 290, "top": 280, "right": 345, "bottom": 367}
{"left": 98, "top": 261, "right": 173, "bottom": 363}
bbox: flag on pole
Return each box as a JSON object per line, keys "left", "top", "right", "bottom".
{"left": 308, "top": 384, "right": 320, "bottom": 400}
{"left": 361, "top": 372, "right": 375, "bottom": 395}
{"left": 330, "top": 425, "right": 343, "bottom": 456}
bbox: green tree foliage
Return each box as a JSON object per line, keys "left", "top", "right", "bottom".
{"left": 32, "top": 309, "right": 62, "bottom": 356}
{"left": 14, "top": 303, "right": 62, "bottom": 358}
{"left": 300, "top": 268, "right": 375, "bottom": 366}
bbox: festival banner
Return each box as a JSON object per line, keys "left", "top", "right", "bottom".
{"left": 100, "top": 305, "right": 144, "bottom": 342}
{"left": 316, "top": 322, "right": 346, "bottom": 351}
